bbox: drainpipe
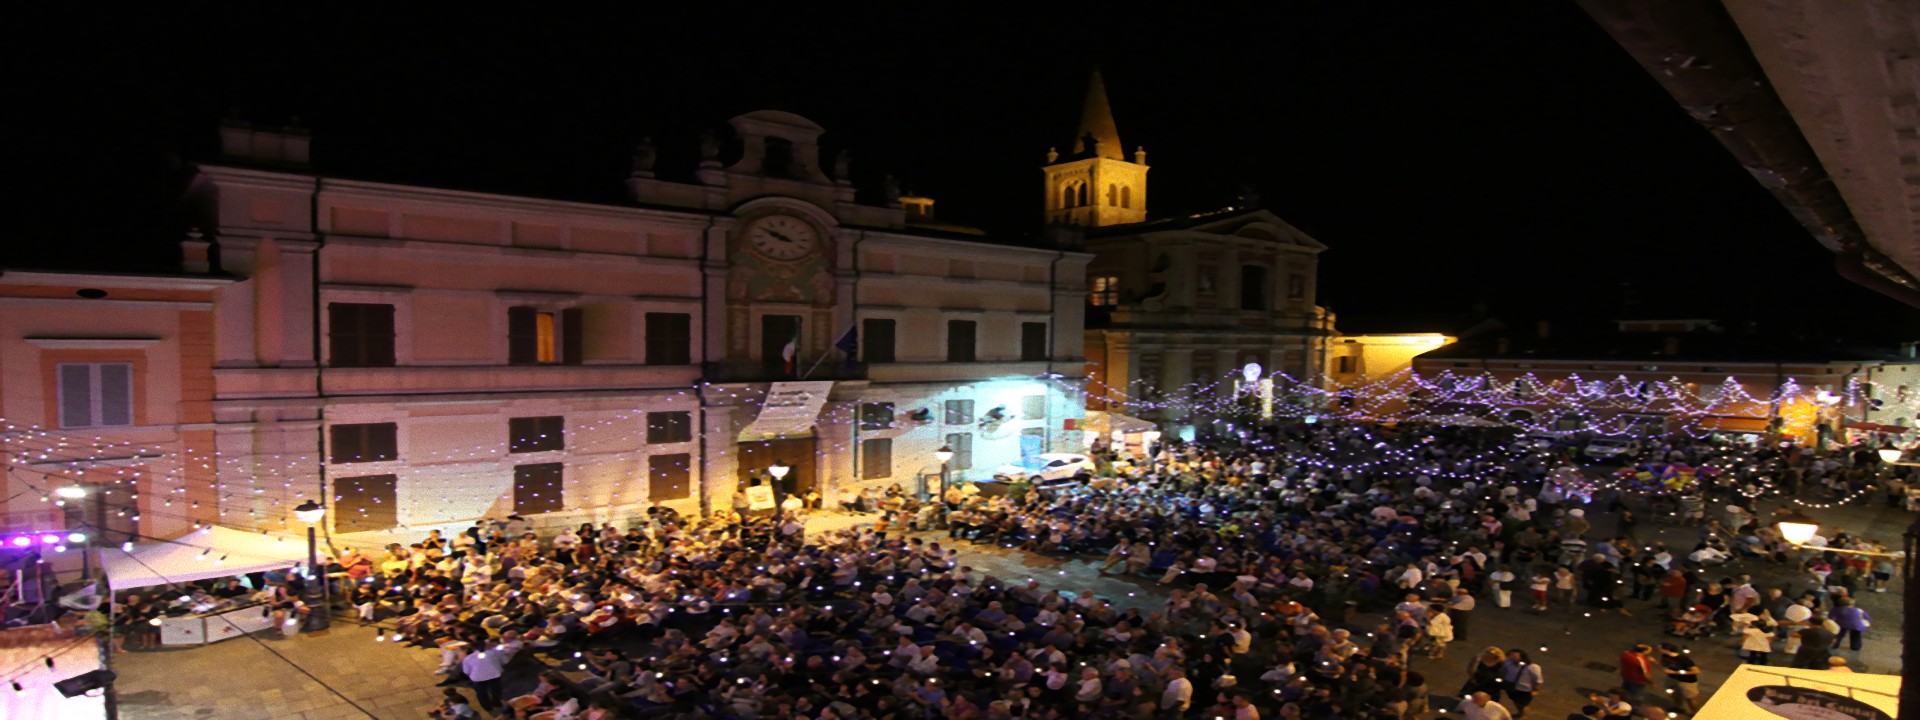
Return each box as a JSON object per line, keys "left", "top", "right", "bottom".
{"left": 1047, "top": 246, "right": 1065, "bottom": 452}
{"left": 694, "top": 216, "right": 719, "bottom": 517}
{"left": 848, "top": 229, "right": 867, "bottom": 495}
{"left": 310, "top": 176, "right": 329, "bottom": 545}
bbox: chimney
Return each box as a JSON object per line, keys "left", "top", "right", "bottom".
{"left": 1535, "top": 321, "right": 1550, "bottom": 339}
{"left": 180, "top": 228, "right": 212, "bottom": 273}
{"left": 1664, "top": 336, "right": 1681, "bottom": 356}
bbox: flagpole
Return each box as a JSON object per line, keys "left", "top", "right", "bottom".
{"left": 805, "top": 326, "right": 856, "bottom": 379}
{"left": 801, "top": 348, "right": 832, "bottom": 379}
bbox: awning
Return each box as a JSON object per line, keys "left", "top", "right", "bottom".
{"left": 100, "top": 525, "right": 312, "bottom": 591}
{"left": 1695, "top": 664, "right": 1895, "bottom": 720}
{"left": 1698, "top": 416, "right": 1771, "bottom": 433}
{"left": 1084, "top": 411, "right": 1157, "bottom": 435}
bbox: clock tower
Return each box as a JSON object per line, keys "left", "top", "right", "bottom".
{"left": 1043, "top": 71, "right": 1148, "bottom": 228}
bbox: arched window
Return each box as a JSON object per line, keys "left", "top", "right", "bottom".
{"left": 1061, "top": 184, "right": 1076, "bottom": 209}
{"left": 1107, "top": 184, "right": 1119, "bottom": 206}
{"left": 1076, "top": 183, "right": 1088, "bottom": 207}
{"left": 1120, "top": 186, "right": 1131, "bottom": 209}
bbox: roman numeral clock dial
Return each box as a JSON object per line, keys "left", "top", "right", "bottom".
{"left": 747, "top": 215, "right": 820, "bottom": 262}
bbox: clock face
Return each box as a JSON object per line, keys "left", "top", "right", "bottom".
{"left": 747, "top": 215, "right": 821, "bottom": 261}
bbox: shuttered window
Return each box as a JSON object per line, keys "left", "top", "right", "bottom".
{"left": 946, "top": 320, "right": 976, "bottom": 362}
{"left": 509, "top": 416, "right": 565, "bottom": 453}
{"left": 1022, "top": 394, "right": 1048, "bottom": 419}
{"left": 645, "top": 312, "right": 692, "bottom": 365}
{"left": 333, "top": 474, "right": 398, "bottom": 532}
{"left": 944, "top": 432, "right": 973, "bottom": 471}
{"left": 862, "top": 318, "right": 896, "bottom": 363}
{"left": 57, "top": 363, "right": 133, "bottom": 429}
{"left": 328, "top": 303, "right": 395, "bottom": 367}
{"left": 861, "top": 439, "right": 892, "bottom": 479}
{"left": 646, "top": 411, "right": 693, "bottom": 444}
{"left": 859, "top": 403, "right": 895, "bottom": 430}
{"left": 329, "top": 423, "right": 398, "bottom": 463}
{"left": 648, "top": 453, "right": 692, "bottom": 501}
{"left": 944, "top": 399, "right": 974, "bottom": 425}
{"left": 1020, "top": 322, "right": 1048, "bottom": 361}
{"left": 513, "top": 463, "right": 564, "bottom": 514}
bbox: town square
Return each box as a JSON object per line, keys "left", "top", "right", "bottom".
{"left": 1, "top": 4, "right": 1916, "bottom": 720}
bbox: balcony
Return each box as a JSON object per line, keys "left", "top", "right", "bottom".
{"left": 320, "top": 364, "right": 702, "bottom": 397}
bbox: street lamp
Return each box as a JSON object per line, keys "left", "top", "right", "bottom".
{"left": 1880, "top": 447, "right": 1905, "bottom": 464}
{"left": 1774, "top": 510, "right": 1919, "bottom": 718}
{"left": 767, "top": 461, "right": 790, "bottom": 481}
{"left": 292, "top": 499, "right": 330, "bottom": 630}
{"left": 933, "top": 445, "right": 954, "bottom": 516}
{"left": 1774, "top": 510, "right": 1821, "bottom": 547}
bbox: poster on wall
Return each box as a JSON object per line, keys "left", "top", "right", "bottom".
{"left": 743, "top": 381, "right": 836, "bottom": 437}
{"left": 744, "top": 485, "right": 777, "bottom": 510}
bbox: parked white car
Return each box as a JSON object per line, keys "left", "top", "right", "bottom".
{"left": 991, "top": 453, "right": 1096, "bottom": 487}
{"left": 1583, "top": 437, "right": 1640, "bottom": 460}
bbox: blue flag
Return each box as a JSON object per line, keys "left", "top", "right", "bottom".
{"left": 833, "top": 326, "right": 858, "bottom": 367}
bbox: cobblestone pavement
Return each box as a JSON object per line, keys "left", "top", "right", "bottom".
{"left": 110, "top": 502, "right": 1908, "bottom": 719}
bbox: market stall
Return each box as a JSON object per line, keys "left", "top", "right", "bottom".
{"left": 99, "top": 525, "right": 311, "bottom": 646}
{"left": 1084, "top": 410, "right": 1158, "bottom": 455}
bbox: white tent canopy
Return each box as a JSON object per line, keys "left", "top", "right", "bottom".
{"left": 1696, "top": 664, "right": 1897, "bottom": 720}
{"left": 1085, "top": 411, "right": 1157, "bottom": 435}
{"left": 101, "top": 525, "right": 312, "bottom": 591}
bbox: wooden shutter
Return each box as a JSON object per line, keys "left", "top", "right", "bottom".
{"left": 648, "top": 453, "right": 691, "bottom": 501}
{"left": 510, "top": 416, "right": 564, "bottom": 453}
{"left": 647, "top": 411, "right": 692, "bottom": 444}
{"left": 513, "top": 463, "right": 565, "bottom": 514}
{"left": 334, "top": 474, "right": 398, "bottom": 532}
{"left": 1021, "top": 322, "right": 1048, "bottom": 362}
{"left": 863, "top": 318, "right": 896, "bottom": 363}
{"left": 645, "top": 312, "right": 691, "bottom": 365}
{"left": 97, "top": 364, "right": 132, "bottom": 425}
{"left": 561, "top": 307, "right": 585, "bottom": 365}
{"left": 947, "top": 320, "right": 976, "bottom": 362}
{"left": 508, "top": 306, "right": 538, "bottom": 365}
{"left": 945, "top": 432, "right": 973, "bottom": 470}
{"left": 58, "top": 364, "right": 93, "bottom": 428}
{"left": 330, "top": 423, "right": 397, "bottom": 463}
{"left": 862, "top": 439, "right": 892, "bottom": 479}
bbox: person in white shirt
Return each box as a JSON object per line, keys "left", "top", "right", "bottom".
{"left": 1455, "top": 691, "right": 1514, "bottom": 720}
{"left": 1161, "top": 668, "right": 1194, "bottom": 711}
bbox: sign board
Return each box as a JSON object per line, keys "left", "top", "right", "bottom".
{"left": 744, "top": 485, "right": 777, "bottom": 510}
{"left": 743, "top": 381, "right": 836, "bottom": 438}
{"left": 1746, "top": 685, "right": 1893, "bottom": 720}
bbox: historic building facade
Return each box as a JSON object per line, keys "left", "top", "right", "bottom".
{"left": 135, "top": 111, "right": 1090, "bottom": 539}
{"left": 0, "top": 269, "right": 231, "bottom": 540}
{"left": 1062, "top": 74, "right": 1333, "bottom": 435}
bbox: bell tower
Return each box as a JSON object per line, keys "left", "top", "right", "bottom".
{"left": 1043, "top": 70, "right": 1148, "bottom": 227}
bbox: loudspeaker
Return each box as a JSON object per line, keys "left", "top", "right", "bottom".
{"left": 53, "top": 669, "right": 116, "bottom": 698}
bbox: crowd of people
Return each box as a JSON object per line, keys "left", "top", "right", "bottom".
{"left": 109, "top": 420, "right": 1906, "bottom": 720}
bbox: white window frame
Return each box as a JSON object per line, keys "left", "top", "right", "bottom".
{"left": 57, "top": 362, "right": 134, "bottom": 429}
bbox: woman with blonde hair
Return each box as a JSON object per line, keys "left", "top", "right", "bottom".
{"left": 1460, "top": 645, "right": 1507, "bottom": 699}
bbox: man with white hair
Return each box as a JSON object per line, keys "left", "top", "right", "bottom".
{"left": 1455, "top": 690, "right": 1513, "bottom": 720}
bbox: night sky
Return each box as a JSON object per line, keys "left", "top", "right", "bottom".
{"left": 10, "top": 5, "right": 1917, "bottom": 340}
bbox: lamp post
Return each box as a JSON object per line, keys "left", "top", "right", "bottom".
{"left": 933, "top": 445, "right": 954, "bottom": 519}
{"left": 768, "top": 461, "right": 791, "bottom": 514}
{"left": 292, "top": 500, "right": 329, "bottom": 631}
{"left": 1774, "top": 510, "right": 1917, "bottom": 717}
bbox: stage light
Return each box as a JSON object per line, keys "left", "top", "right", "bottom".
{"left": 7, "top": 537, "right": 30, "bottom": 548}
{"left": 39, "top": 534, "right": 60, "bottom": 545}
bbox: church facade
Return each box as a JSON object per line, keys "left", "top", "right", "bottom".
{"left": 132, "top": 111, "right": 1090, "bottom": 539}
{"left": 1059, "top": 74, "right": 1334, "bottom": 436}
